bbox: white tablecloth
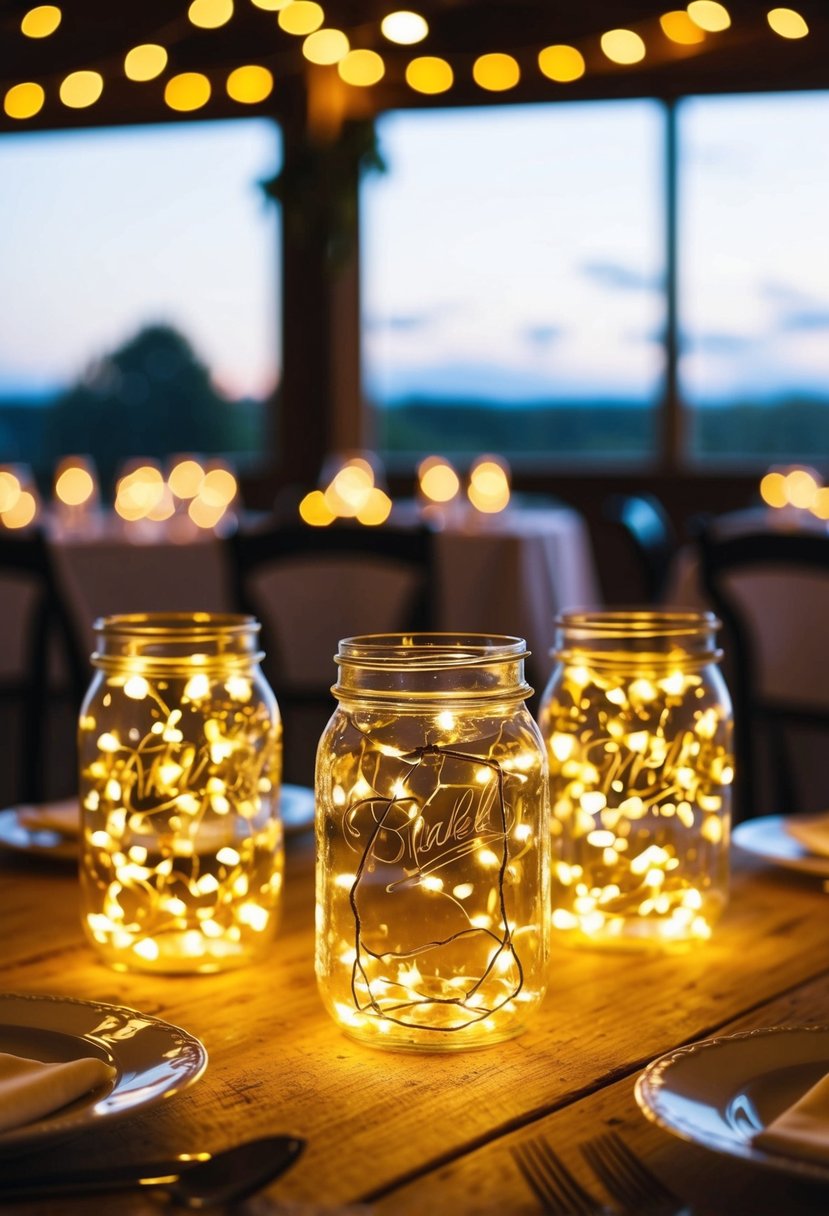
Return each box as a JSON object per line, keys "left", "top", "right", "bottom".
{"left": 0, "top": 507, "right": 601, "bottom": 695}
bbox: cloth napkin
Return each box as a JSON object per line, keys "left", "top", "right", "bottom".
{"left": 785, "top": 814, "right": 829, "bottom": 859}
{"left": 753, "top": 1070, "right": 829, "bottom": 1166}
{"left": 0, "top": 1052, "right": 116, "bottom": 1133}
{"left": 17, "top": 799, "right": 80, "bottom": 838}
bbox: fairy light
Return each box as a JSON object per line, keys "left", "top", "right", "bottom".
{"left": 124, "top": 45, "right": 168, "bottom": 81}
{"left": 59, "top": 71, "right": 104, "bottom": 109}
{"left": 539, "top": 614, "right": 732, "bottom": 949}
{"left": 338, "top": 49, "right": 385, "bottom": 86}
{"left": 687, "top": 1, "right": 731, "bottom": 32}
{"left": 537, "top": 44, "right": 585, "bottom": 82}
{"left": 767, "top": 8, "right": 808, "bottom": 38}
{"left": 79, "top": 616, "right": 283, "bottom": 973}
{"left": 164, "top": 72, "right": 211, "bottom": 112}
{"left": 3, "top": 83, "right": 45, "bottom": 119}
{"left": 278, "top": 2, "right": 324, "bottom": 36}
{"left": 21, "top": 5, "right": 61, "bottom": 37}
{"left": 188, "top": 0, "right": 234, "bottom": 29}
{"left": 405, "top": 55, "right": 453, "bottom": 94}
{"left": 472, "top": 53, "right": 520, "bottom": 91}
{"left": 303, "top": 28, "right": 349, "bottom": 64}
{"left": 226, "top": 64, "right": 273, "bottom": 102}
{"left": 381, "top": 11, "right": 428, "bottom": 44}
{"left": 600, "top": 29, "right": 646, "bottom": 65}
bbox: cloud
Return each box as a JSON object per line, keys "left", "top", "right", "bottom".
{"left": 364, "top": 312, "right": 436, "bottom": 333}
{"left": 682, "top": 330, "right": 756, "bottom": 354}
{"left": 779, "top": 308, "right": 829, "bottom": 333}
{"left": 520, "top": 324, "right": 563, "bottom": 349}
{"left": 580, "top": 260, "right": 661, "bottom": 292}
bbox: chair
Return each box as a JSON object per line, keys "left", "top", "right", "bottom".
{"left": 225, "top": 521, "right": 435, "bottom": 784}
{"left": 698, "top": 527, "right": 829, "bottom": 822}
{"left": 602, "top": 492, "right": 676, "bottom": 603}
{"left": 0, "top": 527, "right": 90, "bottom": 804}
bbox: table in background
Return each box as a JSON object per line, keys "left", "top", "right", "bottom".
{"left": 0, "top": 504, "right": 601, "bottom": 706}
{"left": 1, "top": 834, "right": 827, "bottom": 1215}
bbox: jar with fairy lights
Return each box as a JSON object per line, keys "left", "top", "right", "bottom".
{"left": 315, "top": 633, "right": 550, "bottom": 1051}
{"left": 78, "top": 613, "right": 283, "bottom": 974}
{"left": 538, "top": 611, "right": 733, "bottom": 950}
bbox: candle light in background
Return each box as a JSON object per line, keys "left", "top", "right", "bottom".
{"left": 760, "top": 464, "right": 824, "bottom": 527}
{"left": 467, "top": 454, "right": 511, "bottom": 515}
{"left": 299, "top": 452, "right": 391, "bottom": 527}
{"left": 0, "top": 464, "right": 39, "bottom": 530}
{"left": 316, "top": 633, "right": 549, "bottom": 1050}
{"left": 53, "top": 455, "right": 100, "bottom": 535}
{"left": 78, "top": 612, "right": 283, "bottom": 973}
{"left": 538, "top": 611, "right": 732, "bottom": 950}
{"left": 416, "top": 454, "right": 460, "bottom": 526}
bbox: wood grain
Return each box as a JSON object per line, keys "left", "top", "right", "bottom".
{"left": 0, "top": 836, "right": 827, "bottom": 1213}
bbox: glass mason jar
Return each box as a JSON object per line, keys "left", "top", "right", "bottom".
{"left": 78, "top": 613, "right": 283, "bottom": 974}
{"left": 315, "top": 633, "right": 550, "bottom": 1051}
{"left": 537, "top": 611, "right": 733, "bottom": 950}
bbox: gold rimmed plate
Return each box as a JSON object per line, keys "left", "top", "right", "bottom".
{"left": 0, "top": 993, "right": 207, "bottom": 1155}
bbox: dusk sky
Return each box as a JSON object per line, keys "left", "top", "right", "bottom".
{"left": 1, "top": 92, "right": 828, "bottom": 411}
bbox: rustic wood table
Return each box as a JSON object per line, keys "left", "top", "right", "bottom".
{"left": 1, "top": 830, "right": 827, "bottom": 1214}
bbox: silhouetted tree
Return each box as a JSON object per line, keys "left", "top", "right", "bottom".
{"left": 47, "top": 324, "right": 234, "bottom": 491}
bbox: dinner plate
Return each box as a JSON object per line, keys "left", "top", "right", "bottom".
{"left": 0, "top": 784, "right": 315, "bottom": 862}
{"left": 0, "top": 993, "right": 207, "bottom": 1155}
{"left": 732, "top": 814, "right": 829, "bottom": 877}
{"left": 635, "top": 1025, "right": 829, "bottom": 1184}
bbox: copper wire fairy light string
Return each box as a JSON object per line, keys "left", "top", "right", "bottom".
{"left": 343, "top": 737, "right": 524, "bottom": 1031}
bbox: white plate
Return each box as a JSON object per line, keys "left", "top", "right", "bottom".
{"left": 733, "top": 815, "right": 829, "bottom": 877}
{"left": 0, "top": 993, "right": 207, "bottom": 1155}
{"left": 0, "top": 784, "right": 314, "bottom": 862}
{"left": 635, "top": 1025, "right": 829, "bottom": 1184}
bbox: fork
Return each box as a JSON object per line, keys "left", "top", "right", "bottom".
{"left": 511, "top": 1136, "right": 613, "bottom": 1215}
{"left": 580, "top": 1131, "right": 686, "bottom": 1215}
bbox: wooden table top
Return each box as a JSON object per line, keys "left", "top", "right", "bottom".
{"left": 1, "top": 828, "right": 828, "bottom": 1214}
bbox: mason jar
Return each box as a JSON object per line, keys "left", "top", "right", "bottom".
{"left": 315, "top": 633, "right": 549, "bottom": 1051}
{"left": 78, "top": 613, "right": 283, "bottom": 973}
{"left": 537, "top": 611, "right": 733, "bottom": 950}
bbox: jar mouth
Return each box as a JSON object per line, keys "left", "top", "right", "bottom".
{"left": 333, "top": 633, "right": 532, "bottom": 702}
{"left": 94, "top": 612, "right": 259, "bottom": 638}
{"left": 336, "top": 632, "right": 529, "bottom": 670}
{"left": 553, "top": 609, "right": 721, "bottom": 640}
{"left": 90, "top": 612, "right": 264, "bottom": 670}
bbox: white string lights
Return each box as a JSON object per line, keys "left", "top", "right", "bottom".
{"left": 2, "top": 3, "right": 813, "bottom": 121}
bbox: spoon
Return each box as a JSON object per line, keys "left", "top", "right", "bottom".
{"left": 0, "top": 1133, "right": 305, "bottom": 1208}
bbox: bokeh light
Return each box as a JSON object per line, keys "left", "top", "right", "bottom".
{"left": 381, "top": 11, "right": 428, "bottom": 45}
{"left": 21, "top": 5, "right": 61, "bottom": 38}
{"left": 124, "top": 45, "right": 169, "bottom": 82}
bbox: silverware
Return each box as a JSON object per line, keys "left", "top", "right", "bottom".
{"left": 580, "top": 1131, "right": 687, "bottom": 1215}
{"left": 0, "top": 1133, "right": 305, "bottom": 1208}
{"left": 511, "top": 1136, "right": 613, "bottom": 1215}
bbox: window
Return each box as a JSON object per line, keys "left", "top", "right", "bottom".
{"left": 0, "top": 118, "right": 281, "bottom": 489}
{"left": 361, "top": 101, "right": 665, "bottom": 468}
{"left": 679, "top": 91, "right": 829, "bottom": 465}
{"left": 362, "top": 93, "right": 829, "bottom": 471}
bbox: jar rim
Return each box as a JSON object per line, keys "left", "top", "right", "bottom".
{"left": 553, "top": 609, "right": 721, "bottom": 639}
{"left": 336, "top": 632, "right": 529, "bottom": 670}
{"left": 94, "top": 612, "right": 260, "bottom": 638}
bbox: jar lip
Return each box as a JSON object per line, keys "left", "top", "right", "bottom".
{"left": 336, "top": 632, "right": 529, "bottom": 669}
{"left": 94, "top": 612, "right": 260, "bottom": 637}
{"left": 554, "top": 609, "right": 721, "bottom": 638}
